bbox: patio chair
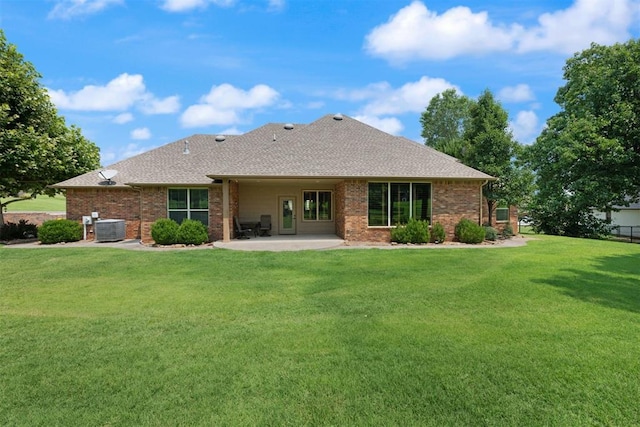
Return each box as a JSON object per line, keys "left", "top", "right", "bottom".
{"left": 234, "top": 217, "right": 252, "bottom": 239}
{"left": 259, "top": 214, "right": 272, "bottom": 236}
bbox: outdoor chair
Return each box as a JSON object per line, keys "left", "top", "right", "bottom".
{"left": 234, "top": 217, "right": 253, "bottom": 239}
{"left": 259, "top": 214, "right": 272, "bottom": 236}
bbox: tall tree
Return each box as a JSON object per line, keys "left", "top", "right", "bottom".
{"left": 527, "top": 40, "right": 640, "bottom": 237}
{"left": 0, "top": 30, "right": 100, "bottom": 224}
{"left": 420, "top": 88, "right": 473, "bottom": 159}
{"left": 463, "top": 90, "right": 521, "bottom": 225}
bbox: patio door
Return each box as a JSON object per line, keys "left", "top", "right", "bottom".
{"left": 279, "top": 196, "right": 296, "bottom": 235}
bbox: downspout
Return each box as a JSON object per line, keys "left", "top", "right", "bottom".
{"left": 479, "top": 180, "right": 488, "bottom": 225}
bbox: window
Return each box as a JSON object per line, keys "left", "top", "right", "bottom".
{"left": 496, "top": 205, "right": 509, "bottom": 222}
{"left": 168, "top": 188, "right": 209, "bottom": 226}
{"left": 368, "top": 182, "right": 431, "bottom": 226}
{"left": 303, "top": 191, "right": 332, "bottom": 221}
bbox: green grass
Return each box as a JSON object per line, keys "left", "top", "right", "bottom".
{"left": 1, "top": 235, "right": 639, "bottom": 425}
{"left": 1, "top": 194, "right": 66, "bottom": 212}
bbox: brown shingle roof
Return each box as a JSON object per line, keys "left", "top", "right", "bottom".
{"left": 53, "top": 114, "right": 493, "bottom": 188}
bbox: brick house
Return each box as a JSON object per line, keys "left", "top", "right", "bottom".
{"left": 53, "top": 114, "right": 503, "bottom": 244}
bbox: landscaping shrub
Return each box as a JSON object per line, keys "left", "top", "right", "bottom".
{"left": 176, "top": 219, "right": 209, "bottom": 245}
{"left": 431, "top": 222, "right": 446, "bottom": 243}
{"left": 390, "top": 224, "right": 409, "bottom": 244}
{"left": 484, "top": 226, "right": 498, "bottom": 241}
{"left": 502, "top": 223, "right": 514, "bottom": 238}
{"left": 151, "top": 218, "right": 179, "bottom": 245}
{"left": 38, "top": 219, "right": 82, "bottom": 244}
{"left": 391, "top": 218, "right": 429, "bottom": 244}
{"left": 0, "top": 220, "right": 38, "bottom": 240}
{"left": 455, "top": 218, "right": 485, "bottom": 244}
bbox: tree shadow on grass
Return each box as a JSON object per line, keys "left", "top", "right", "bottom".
{"left": 533, "top": 254, "right": 640, "bottom": 314}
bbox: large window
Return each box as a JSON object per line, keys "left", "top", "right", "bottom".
{"left": 303, "top": 191, "right": 332, "bottom": 221}
{"left": 368, "top": 182, "right": 431, "bottom": 226}
{"left": 168, "top": 188, "right": 209, "bottom": 226}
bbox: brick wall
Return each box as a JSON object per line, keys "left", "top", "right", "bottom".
{"left": 335, "top": 179, "right": 485, "bottom": 243}
{"left": 67, "top": 188, "right": 141, "bottom": 240}
{"left": 3, "top": 212, "right": 65, "bottom": 225}
{"left": 432, "top": 180, "right": 483, "bottom": 240}
{"left": 68, "top": 185, "right": 227, "bottom": 243}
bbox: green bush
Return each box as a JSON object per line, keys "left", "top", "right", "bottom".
{"left": 38, "top": 219, "right": 82, "bottom": 244}
{"left": 455, "top": 218, "right": 485, "bottom": 244}
{"left": 176, "top": 219, "right": 209, "bottom": 245}
{"left": 390, "top": 224, "right": 409, "bottom": 244}
{"left": 391, "top": 218, "right": 429, "bottom": 244}
{"left": 484, "top": 226, "right": 498, "bottom": 241}
{"left": 0, "top": 220, "right": 38, "bottom": 240}
{"left": 502, "top": 223, "right": 514, "bottom": 238}
{"left": 151, "top": 218, "right": 179, "bottom": 245}
{"left": 431, "top": 222, "right": 446, "bottom": 243}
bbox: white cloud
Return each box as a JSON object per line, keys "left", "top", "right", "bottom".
{"left": 47, "top": 73, "right": 180, "bottom": 115}
{"left": 360, "top": 77, "right": 458, "bottom": 116}
{"left": 48, "top": 0, "right": 123, "bottom": 20}
{"left": 353, "top": 115, "right": 404, "bottom": 135}
{"left": 268, "top": 0, "right": 285, "bottom": 11}
{"left": 498, "top": 84, "right": 535, "bottom": 103}
{"left": 131, "top": 127, "right": 151, "bottom": 140}
{"left": 113, "top": 112, "right": 134, "bottom": 124}
{"left": 510, "top": 110, "right": 540, "bottom": 144}
{"left": 160, "top": 0, "right": 235, "bottom": 12}
{"left": 365, "top": 0, "right": 640, "bottom": 62}
{"left": 181, "top": 83, "right": 280, "bottom": 128}
{"left": 517, "top": 0, "right": 639, "bottom": 54}
{"left": 365, "top": 1, "right": 519, "bottom": 62}
{"left": 140, "top": 95, "right": 181, "bottom": 114}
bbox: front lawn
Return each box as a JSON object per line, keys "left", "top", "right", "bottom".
{"left": 1, "top": 235, "right": 639, "bottom": 425}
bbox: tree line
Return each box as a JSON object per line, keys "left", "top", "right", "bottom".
{"left": 421, "top": 39, "right": 640, "bottom": 238}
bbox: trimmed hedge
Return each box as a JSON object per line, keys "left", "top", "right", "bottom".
{"left": 151, "top": 218, "right": 179, "bottom": 245}
{"left": 176, "top": 219, "right": 209, "bottom": 245}
{"left": 38, "top": 219, "right": 82, "bottom": 244}
{"left": 455, "top": 218, "right": 485, "bottom": 244}
{"left": 431, "top": 222, "right": 446, "bottom": 243}
{"left": 391, "top": 218, "right": 430, "bottom": 244}
{"left": 151, "top": 218, "right": 210, "bottom": 245}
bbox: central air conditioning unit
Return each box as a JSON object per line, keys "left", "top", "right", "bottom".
{"left": 94, "top": 219, "right": 126, "bottom": 242}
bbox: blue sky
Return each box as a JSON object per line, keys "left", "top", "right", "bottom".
{"left": 2, "top": 0, "right": 640, "bottom": 165}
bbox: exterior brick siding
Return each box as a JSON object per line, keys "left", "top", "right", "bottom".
{"left": 66, "top": 188, "right": 141, "bottom": 240}
{"left": 432, "top": 180, "right": 483, "bottom": 241}
{"left": 482, "top": 205, "right": 519, "bottom": 235}
{"left": 336, "top": 179, "right": 484, "bottom": 243}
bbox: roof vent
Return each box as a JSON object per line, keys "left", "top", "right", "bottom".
{"left": 215, "top": 135, "right": 226, "bottom": 142}
{"left": 284, "top": 123, "right": 294, "bottom": 130}
{"left": 333, "top": 113, "right": 343, "bottom": 121}
{"left": 183, "top": 140, "right": 190, "bottom": 154}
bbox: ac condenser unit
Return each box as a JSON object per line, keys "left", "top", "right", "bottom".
{"left": 94, "top": 219, "right": 126, "bottom": 242}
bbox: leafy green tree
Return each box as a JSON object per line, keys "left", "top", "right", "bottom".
{"left": 527, "top": 40, "right": 640, "bottom": 237}
{"left": 0, "top": 30, "right": 100, "bottom": 224}
{"left": 420, "top": 88, "right": 473, "bottom": 159}
{"left": 463, "top": 90, "right": 523, "bottom": 225}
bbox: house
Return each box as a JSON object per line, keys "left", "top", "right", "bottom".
{"left": 53, "top": 114, "right": 501, "bottom": 244}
